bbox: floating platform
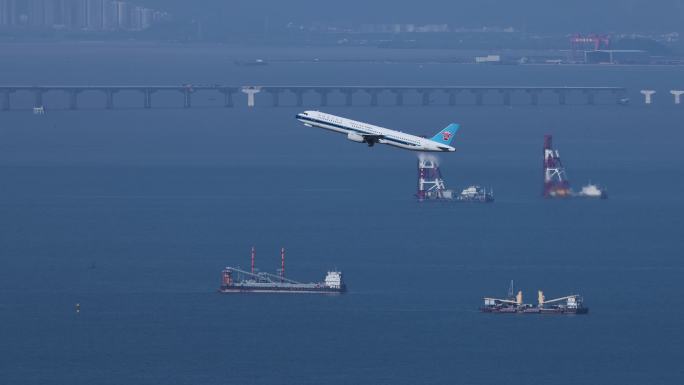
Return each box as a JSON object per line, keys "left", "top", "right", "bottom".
{"left": 416, "top": 156, "right": 493, "bottom": 203}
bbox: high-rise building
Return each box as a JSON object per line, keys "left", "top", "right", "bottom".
{"left": 1, "top": 0, "right": 169, "bottom": 31}
{"left": 128, "top": 5, "right": 140, "bottom": 30}
{"left": 28, "top": 0, "right": 45, "bottom": 27}
{"left": 141, "top": 7, "right": 153, "bottom": 29}
{"left": 86, "top": 0, "right": 105, "bottom": 30}
{"left": 0, "top": 0, "right": 9, "bottom": 26}
{"left": 0, "top": 0, "right": 21, "bottom": 26}
{"left": 102, "top": 0, "right": 115, "bottom": 29}
{"left": 69, "top": 0, "right": 87, "bottom": 29}
{"left": 43, "top": 0, "right": 56, "bottom": 27}
{"left": 111, "top": 1, "right": 127, "bottom": 29}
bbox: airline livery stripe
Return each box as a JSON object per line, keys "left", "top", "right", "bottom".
{"left": 298, "top": 116, "right": 419, "bottom": 147}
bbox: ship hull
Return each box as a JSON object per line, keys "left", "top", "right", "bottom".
{"left": 481, "top": 307, "right": 588, "bottom": 314}
{"left": 220, "top": 285, "right": 345, "bottom": 294}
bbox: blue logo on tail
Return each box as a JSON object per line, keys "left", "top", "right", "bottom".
{"left": 430, "top": 124, "right": 459, "bottom": 145}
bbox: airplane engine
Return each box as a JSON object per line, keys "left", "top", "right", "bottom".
{"left": 347, "top": 132, "right": 364, "bottom": 143}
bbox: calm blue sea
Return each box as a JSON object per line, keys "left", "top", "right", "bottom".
{"left": 1, "top": 43, "right": 683, "bottom": 385}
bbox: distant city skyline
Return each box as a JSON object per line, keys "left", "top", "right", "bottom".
{"left": 0, "top": 0, "right": 171, "bottom": 31}
{"left": 136, "top": 0, "right": 684, "bottom": 34}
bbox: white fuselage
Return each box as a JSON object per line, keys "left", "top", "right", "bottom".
{"left": 296, "top": 111, "right": 455, "bottom": 152}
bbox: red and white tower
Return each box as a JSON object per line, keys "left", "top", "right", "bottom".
{"left": 416, "top": 155, "right": 452, "bottom": 201}
{"left": 543, "top": 135, "right": 572, "bottom": 198}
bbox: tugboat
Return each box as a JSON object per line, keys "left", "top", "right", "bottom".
{"left": 577, "top": 183, "right": 608, "bottom": 199}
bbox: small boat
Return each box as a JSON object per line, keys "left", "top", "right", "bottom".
{"left": 577, "top": 183, "right": 607, "bottom": 199}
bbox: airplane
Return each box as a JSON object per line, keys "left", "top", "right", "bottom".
{"left": 295, "top": 110, "right": 459, "bottom": 152}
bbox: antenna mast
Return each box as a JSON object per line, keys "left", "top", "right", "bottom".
{"left": 280, "top": 247, "right": 285, "bottom": 282}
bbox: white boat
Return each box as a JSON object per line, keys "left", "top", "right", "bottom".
{"left": 456, "top": 185, "right": 494, "bottom": 202}
{"left": 577, "top": 183, "right": 607, "bottom": 199}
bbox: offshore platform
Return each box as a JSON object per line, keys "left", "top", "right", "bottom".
{"left": 416, "top": 155, "right": 493, "bottom": 202}
{"left": 481, "top": 280, "right": 588, "bottom": 314}
{"left": 543, "top": 135, "right": 607, "bottom": 199}
{"left": 219, "top": 247, "right": 345, "bottom": 294}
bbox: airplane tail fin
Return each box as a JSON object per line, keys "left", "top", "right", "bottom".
{"left": 430, "top": 123, "right": 459, "bottom": 145}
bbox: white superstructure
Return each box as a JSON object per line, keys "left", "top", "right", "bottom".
{"left": 324, "top": 271, "right": 343, "bottom": 289}
{"left": 577, "top": 183, "right": 607, "bottom": 199}
{"left": 296, "top": 110, "right": 458, "bottom": 152}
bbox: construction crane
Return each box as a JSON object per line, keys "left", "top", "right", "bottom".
{"left": 570, "top": 33, "right": 611, "bottom": 62}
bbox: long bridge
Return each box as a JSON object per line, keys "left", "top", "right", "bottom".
{"left": 0, "top": 85, "right": 629, "bottom": 110}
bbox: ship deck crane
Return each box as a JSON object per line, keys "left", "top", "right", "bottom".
{"left": 227, "top": 267, "right": 304, "bottom": 285}
{"left": 483, "top": 290, "right": 524, "bottom": 305}
{"left": 538, "top": 291, "right": 581, "bottom": 306}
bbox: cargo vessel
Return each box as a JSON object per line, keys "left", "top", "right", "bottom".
{"left": 481, "top": 281, "right": 588, "bottom": 314}
{"left": 219, "top": 247, "right": 345, "bottom": 294}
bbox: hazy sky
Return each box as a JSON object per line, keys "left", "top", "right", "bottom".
{"left": 140, "top": 0, "right": 684, "bottom": 33}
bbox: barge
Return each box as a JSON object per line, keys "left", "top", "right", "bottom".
{"left": 481, "top": 281, "right": 588, "bottom": 314}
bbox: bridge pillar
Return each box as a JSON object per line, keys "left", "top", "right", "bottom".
{"left": 367, "top": 89, "right": 379, "bottom": 106}
{"left": 448, "top": 90, "right": 459, "bottom": 106}
{"left": 294, "top": 89, "right": 305, "bottom": 107}
{"left": 500, "top": 90, "right": 512, "bottom": 106}
{"left": 419, "top": 89, "right": 431, "bottom": 106}
{"left": 241, "top": 87, "right": 261, "bottom": 108}
{"left": 105, "top": 89, "right": 117, "bottom": 109}
{"left": 68, "top": 90, "right": 80, "bottom": 110}
{"left": 317, "top": 89, "right": 329, "bottom": 107}
{"left": 34, "top": 90, "right": 44, "bottom": 108}
{"left": 670, "top": 90, "right": 684, "bottom": 104}
{"left": 219, "top": 88, "right": 235, "bottom": 108}
{"left": 183, "top": 89, "right": 192, "bottom": 108}
{"left": 341, "top": 89, "right": 354, "bottom": 106}
{"left": 640, "top": 90, "right": 655, "bottom": 104}
{"left": 584, "top": 90, "right": 596, "bottom": 105}
{"left": 471, "top": 90, "right": 484, "bottom": 106}
{"left": 555, "top": 90, "right": 567, "bottom": 105}
{"left": 527, "top": 89, "right": 540, "bottom": 106}
{"left": 2, "top": 90, "right": 10, "bottom": 111}
{"left": 144, "top": 89, "right": 154, "bottom": 109}
{"left": 269, "top": 90, "right": 279, "bottom": 107}
{"left": 391, "top": 89, "right": 404, "bottom": 106}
